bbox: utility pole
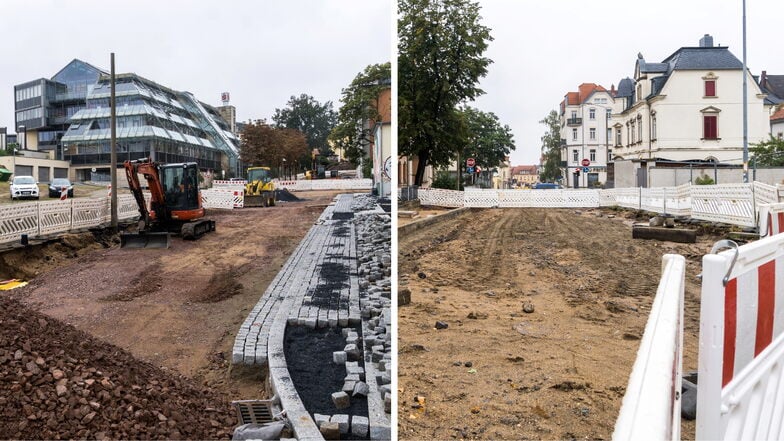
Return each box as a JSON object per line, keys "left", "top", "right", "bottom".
{"left": 742, "top": 0, "right": 749, "bottom": 183}
{"left": 110, "top": 53, "right": 118, "bottom": 229}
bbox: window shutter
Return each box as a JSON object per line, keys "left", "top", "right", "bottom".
{"left": 704, "top": 115, "right": 718, "bottom": 139}
{"left": 705, "top": 80, "right": 716, "bottom": 97}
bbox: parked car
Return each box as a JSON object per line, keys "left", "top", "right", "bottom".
{"left": 48, "top": 178, "right": 74, "bottom": 198}
{"left": 9, "top": 176, "right": 39, "bottom": 200}
{"left": 532, "top": 182, "right": 562, "bottom": 189}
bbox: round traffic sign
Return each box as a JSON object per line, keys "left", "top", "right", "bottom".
{"left": 467, "top": 157, "right": 476, "bottom": 167}
{"left": 581, "top": 158, "right": 590, "bottom": 167}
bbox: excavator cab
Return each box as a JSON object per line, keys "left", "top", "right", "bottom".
{"left": 161, "top": 163, "right": 200, "bottom": 212}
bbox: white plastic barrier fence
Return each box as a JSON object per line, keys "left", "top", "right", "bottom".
{"left": 754, "top": 182, "right": 779, "bottom": 206}
{"left": 691, "top": 183, "right": 756, "bottom": 227}
{"left": 613, "top": 254, "right": 685, "bottom": 441}
{"left": 697, "top": 236, "right": 784, "bottom": 440}
{"left": 0, "top": 193, "right": 151, "bottom": 245}
{"left": 758, "top": 203, "right": 784, "bottom": 238}
{"left": 201, "top": 188, "right": 244, "bottom": 209}
{"left": 418, "top": 188, "right": 464, "bottom": 208}
{"left": 274, "top": 179, "right": 373, "bottom": 191}
{"left": 464, "top": 188, "right": 499, "bottom": 208}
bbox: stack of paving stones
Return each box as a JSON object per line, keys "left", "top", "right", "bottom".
{"left": 353, "top": 194, "right": 392, "bottom": 438}
{"left": 0, "top": 295, "right": 234, "bottom": 440}
{"left": 235, "top": 193, "right": 393, "bottom": 439}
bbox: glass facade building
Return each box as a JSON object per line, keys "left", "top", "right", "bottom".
{"left": 14, "top": 59, "right": 241, "bottom": 180}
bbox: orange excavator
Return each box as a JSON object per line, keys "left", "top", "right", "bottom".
{"left": 121, "top": 158, "right": 215, "bottom": 248}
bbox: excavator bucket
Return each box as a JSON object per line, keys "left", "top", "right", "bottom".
{"left": 120, "top": 232, "right": 170, "bottom": 249}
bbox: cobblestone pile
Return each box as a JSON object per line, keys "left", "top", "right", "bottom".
{"left": 354, "top": 204, "right": 392, "bottom": 437}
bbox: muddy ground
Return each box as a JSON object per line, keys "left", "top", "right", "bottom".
{"left": 2, "top": 190, "right": 342, "bottom": 409}
{"left": 398, "top": 206, "right": 733, "bottom": 440}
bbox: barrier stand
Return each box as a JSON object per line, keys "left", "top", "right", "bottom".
{"left": 697, "top": 235, "right": 784, "bottom": 440}
{"left": 613, "top": 254, "right": 685, "bottom": 441}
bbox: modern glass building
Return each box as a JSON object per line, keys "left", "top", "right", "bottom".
{"left": 14, "top": 59, "right": 241, "bottom": 181}
{"left": 14, "top": 59, "right": 105, "bottom": 157}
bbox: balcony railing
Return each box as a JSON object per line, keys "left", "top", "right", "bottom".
{"left": 567, "top": 117, "right": 582, "bottom": 126}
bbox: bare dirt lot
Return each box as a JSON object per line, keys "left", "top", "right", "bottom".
{"left": 0, "top": 190, "right": 342, "bottom": 436}
{"left": 398, "top": 207, "right": 730, "bottom": 440}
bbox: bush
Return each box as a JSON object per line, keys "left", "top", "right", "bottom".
{"left": 431, "top": 171, "right": 462, "bottom": 190}
{"left": 695, "top": 175, "right": 715, "bottom": 185}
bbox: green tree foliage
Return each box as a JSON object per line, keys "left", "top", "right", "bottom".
{"left": 460, "top": 106, "right": 515, "bottom": 169}
{"left": 329, "top": 63, "right": 391, "bottom": 166}
{"left": 272, "top": 94, "right": 337, "bottom": 159}
{"left": 240, "top": 121, "right": 308, "bottom": 172}
{"left": 539, "top": 110, "right": 562, "bottom": 182}
{"left": 751, "top": 135, "right": 784, "bottom": 166}
{"left": 431, "top": 170, "right": 460, "bottom": 190}
{"left": 695, "top": 174, "right": 715, "bottom": 185}
{"left": 398, "top": 0, "right": 493, "bottom": 185}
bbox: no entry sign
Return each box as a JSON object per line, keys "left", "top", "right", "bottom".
{"left": 467, "top": 157, "right": 476, "bottom": 167}
{"left": 581, "top": 158, "right": 590, "bottom": 167}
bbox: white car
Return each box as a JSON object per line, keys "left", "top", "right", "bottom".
{"left": 10, "top": 176, "right": 39, "bottom": 200}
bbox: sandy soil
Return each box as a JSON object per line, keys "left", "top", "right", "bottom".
{"left": 398, "top": 207, "right": 724, "bottom": 440}
{"left": 4, "top": 190, "right": 344, "bottom": 400}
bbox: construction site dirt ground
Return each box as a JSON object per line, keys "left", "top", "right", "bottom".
{"left": 2, "top": 190, "right": 343, "bottom": 402}
{"left": 398, "top": 205, "right": 733, "bottom": 440}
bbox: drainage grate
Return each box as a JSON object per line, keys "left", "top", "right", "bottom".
{"left": 232, "top": 399, "right": 275, "bottom": 425}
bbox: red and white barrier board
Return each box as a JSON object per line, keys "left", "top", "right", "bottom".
{"left": 697, "top": 235, "right": 784, "bottom": 440}
{"left": 613, "top": 254, "right": 685, "bottom": 441}
{"left": 759, "top": 202, "right": 784, "bottom": 238}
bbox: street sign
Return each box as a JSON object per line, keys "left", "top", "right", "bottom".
{"left": 467, "top": 157, "right": 476, "bottom": 167}
{"left": 581, "top": 158, "right": 590, "bottom": 167}
{"left": 476, "top": 166, "right": 482, "bottom": 173}
{"left": 583, "top": 167, "right": 590, "bottom": 173}
{"left": 466, "top": 166, "right": 475, "bottom": 174}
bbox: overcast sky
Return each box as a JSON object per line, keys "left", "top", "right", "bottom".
{"left": 470, "top": 0, "right": 784, "bottom": 166}
{"left": 0, "top": 0, "right": 391, "bottom": 133}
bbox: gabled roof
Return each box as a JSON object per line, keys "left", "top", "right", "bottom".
{"left": 564, "top": 83, "right": 608, "bottom": 106}
{"left": 511, "top": 165, "right": 538, "bottom": 175}
{"left": 662, "top": 47, "right": 743, "bottom": 71}
{"left": 51, "top": 58, "right": 108, "bottom": 81}
{"left": 762, "top": 74, "right": 784, "bottom": 103}
{"left": 772, "top": 106, "right": 784, "bottom": 123}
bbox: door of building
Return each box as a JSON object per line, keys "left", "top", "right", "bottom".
{"left": 15, "top": 165, "right": 32, "bottom": 177}
{"left": 587, "top": 173, "right": 599, "bottom": 187}
{"left": 38, "top": 167, "right": 50, "bottom": 183}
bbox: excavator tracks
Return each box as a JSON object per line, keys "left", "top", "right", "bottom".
{"left": 181, "top": 219, "right": 216, "bottom": 240}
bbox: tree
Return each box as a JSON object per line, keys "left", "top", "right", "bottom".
{"left": 460, "top": 106, "right": 515, "bottom": 169}
{"left": 539, "top": 110, "right": 562, "bottom": 182}
{"left": 272, "top": 94, "right": 337, "bottom": 158}
{"left": 329, "top": 62, "right": 391, "bottom": 166}
{"left": 751, "top": 135, "right": 784, "bottom": 166}
{"left": 398, "top": 0, "right": 493, "bottom": 185}
{"left": 240, "top": 121, "right": 308, "bottom": 174}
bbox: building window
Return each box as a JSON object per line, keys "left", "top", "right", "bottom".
{"left": 630, "top": 121, "right": 636, "bottom": 144}
{"left": 651, "top": 114, "right": 657, "bottom": 140}
{"left": 590, "top": 149, "right": 596, "bottom": 161}
{"left": 608, "top": 149, "right": 613, "bottom": 161}
{"left": 589, "top": 128, "right": 596, "bottom": 140}
{"left": 573, "top": 149, "right": 578, "bottom": 162}
{"left": 571, "top": 111, "right": 577, "bottom": 120}
{"left": 606, "top": 108, "right": 612, "bottom": 120}
{"left": 616, "top": 128, "right": 622, "bottom": 146}
{"left": 703, "top": 115, "right": 718, "bottom": 139}
{"left": 626, "top": 124, "right": 630, "bottom": 146}
{"left": 589, "top": 108, "right": 596, "bottom": 120}
{"left": 705, "top": 80, "right": 716, "bottom": 97}
{"left": 637, "top": 115, "right": 643, "bottom": 142}
{"left": 572, "top": 128, "right": 577, "bottom": 140}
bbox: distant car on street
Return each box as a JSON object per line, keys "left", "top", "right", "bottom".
{"left": 48, "top": 178, "right": 74, "bottom": 198}
{"left": 532, "top": 182, "right": 562, "bottom": 189}
{"left": 9, "top": 176, "right": 39, "bottom": 200}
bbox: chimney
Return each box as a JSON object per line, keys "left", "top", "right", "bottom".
{"left": 699, "top": 34, "right": 714, "bottom": 48}
{"left": 761, "top": 70, "right": 768, "bottom": 88}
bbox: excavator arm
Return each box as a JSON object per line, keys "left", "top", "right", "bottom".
{"left": 121, "top": 158, "right": 170, "bottom": 248}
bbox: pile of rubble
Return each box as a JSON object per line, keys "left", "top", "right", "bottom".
{"left": 354, "top": 199, "right": 392, "bottom": 436}
{"left": 0, "top": 294, "right": 234, "bottom": 440}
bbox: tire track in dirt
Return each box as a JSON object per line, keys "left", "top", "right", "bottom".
{"left": 399, "top": 207, "right": 723, "bottom": 440}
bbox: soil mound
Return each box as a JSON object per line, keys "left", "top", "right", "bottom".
{"left": 0, "top": 294, "right": 235, "bottom": 439}
{"left": 275, "top": 189, "right": 302, "bottom": 202}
